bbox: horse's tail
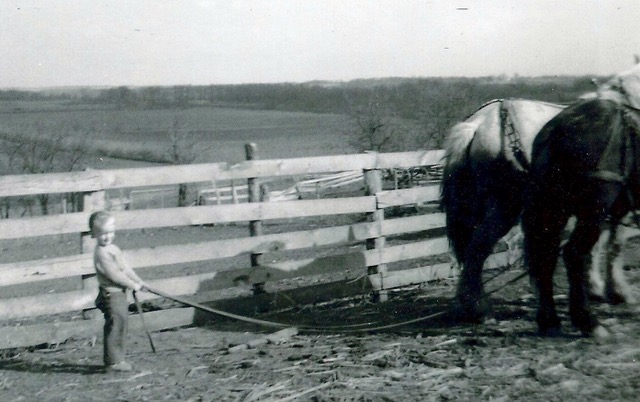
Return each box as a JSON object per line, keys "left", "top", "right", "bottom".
{"left": 440, "top": 122, "right": 481, "bottom": 264}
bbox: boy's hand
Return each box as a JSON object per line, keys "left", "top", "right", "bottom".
{"left": 133, "top": 283, "right": 143, "bottom": 292}
{"left": 138, "top": 282, "right": 150, "bottom": 292}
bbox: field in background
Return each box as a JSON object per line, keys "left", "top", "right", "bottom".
{"left": 0, "top": 100, "right": 353, "bottom": 166}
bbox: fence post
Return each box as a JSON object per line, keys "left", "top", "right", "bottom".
{"left": 231, "top": 180, "right": 238, "bottom": 204}
{"left": 245, "top": 143, "right": 266, "bottom": 294}
{"left": 364, "top": 164, "right": 388, "bottom": 302}
{"left": 80, "top": 189, "right": 106, "bottom": 319}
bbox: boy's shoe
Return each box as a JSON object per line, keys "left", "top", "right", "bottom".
{"left": 108, "top": 361, "right": 133, "bottom": 372}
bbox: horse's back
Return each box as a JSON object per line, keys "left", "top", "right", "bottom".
{"left": 466, "top": 99, "right": 564, "bottom": 164}
{"left": 507, "top": 100, "right": 565, "bottom": 157}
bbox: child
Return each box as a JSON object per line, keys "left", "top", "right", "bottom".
{"left": 89, "top": 211, "right": 148, "bottom": 372}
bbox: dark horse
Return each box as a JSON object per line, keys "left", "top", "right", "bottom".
{"left": 523, "top": 67, "right": 640, "bottom": 338}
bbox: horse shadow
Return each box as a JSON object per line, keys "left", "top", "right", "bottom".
{"left": 0, "top": 359, "right": 105, "bottom": 375}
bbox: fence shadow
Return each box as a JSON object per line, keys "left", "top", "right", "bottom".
{"left": 0, "top": 359, "right": 105, "bottom": 375}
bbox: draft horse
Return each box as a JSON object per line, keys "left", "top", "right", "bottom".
{"left": 441, "top": 98, "right": 635, "bottom": 322}
{"left": 523, "top": 72, "right": 640, "bottom": 337}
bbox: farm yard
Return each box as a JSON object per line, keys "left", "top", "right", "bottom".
{"left": 0, "top": 260, "right": 639, "bottom": 401}
{"left": 1, "top": 86, "right": 640, "bottom": 402}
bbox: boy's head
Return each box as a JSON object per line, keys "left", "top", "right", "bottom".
{"left": 89, "top": 211, "right": 115, "bottom": 239}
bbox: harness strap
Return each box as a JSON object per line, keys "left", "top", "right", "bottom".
{"left": 590, "top": 103, "right": 640, "bottom": 227}
{"left": 500, "top": 100, "right": 530, "bottom": 171}
{"left": 589, "top": 170, "right": 625, "bottom": 183}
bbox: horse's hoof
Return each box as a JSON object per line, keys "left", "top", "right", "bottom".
{"left": 588, "top": 293, "right": 607, "bottom": 304}
{"left": 607, "top": 292, "right": 627, "bottom": 305}
{"left": 538, "top": 325, "right": 563, "bottom": 338}
{"left": 536, "top": 312, "right": 561, "bottom": 337}
{"left": 607, "top": 291, "right": 637, "bottom": 305}
{"left": 451, "top": 301, "right": 487, "bottom": 324}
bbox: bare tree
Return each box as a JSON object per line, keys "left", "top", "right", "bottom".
{"left": 165, "top": 116, "right": 212, "bottom": 207}
{"left": 0, "top": 122, "right": 90, "bottom": 215}
{"left": 415, "top": 83, "right": 474, "bottom": 149}
{"left": 345, "top": 100, "right": 410, "bottom": 153}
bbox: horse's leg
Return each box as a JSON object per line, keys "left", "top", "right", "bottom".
{"left": 456, "top": 196, "right": 521, "bottom": 321}
{"left": 605, "top": 224, "right": 636, "bottom": 304}
{"left": 522, "top": 196, "right": 569, "bottom": 336}
{"left": 588, "top": 228, "right": 610, "bottom": 302}
{"left": 588, "top": 216, "right": 635, "bottom": 305}
{"left": 562, "top": 219, "right": 605, "bottom": 335}
{"left": 504, "top": 225, "right": 524, "bottom": 267}
{"left": 565, "top": 181, "right": 628, "bottom": 335}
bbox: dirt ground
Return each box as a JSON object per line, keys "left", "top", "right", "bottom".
{"left": 1, "top": 263, "right": 639, "bottom": 402}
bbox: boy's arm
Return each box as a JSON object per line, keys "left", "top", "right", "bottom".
{"left": 114, "top": 250, "right": 146, "bottom": 285}
{"left": 95, "top": 247, "right": 143, "bottom": 290}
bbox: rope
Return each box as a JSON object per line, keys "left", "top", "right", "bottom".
{"left": 147, "top": 286, "right": 291, "bottom": 329}
{"left": 145, "top": 264, "right": 529, "bottom": 334}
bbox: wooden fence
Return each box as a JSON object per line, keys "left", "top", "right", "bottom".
{"left": 0, "top": 146, "right": 511, "bottom": 349}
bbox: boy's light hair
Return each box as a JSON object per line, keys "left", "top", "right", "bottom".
{"left": 89, "top": 211, "right": 114, "bottom": 238}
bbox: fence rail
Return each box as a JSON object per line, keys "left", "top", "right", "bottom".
{"left": 0, "top": 147, "right": 510, "bottom": 350}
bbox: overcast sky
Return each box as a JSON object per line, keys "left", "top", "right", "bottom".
{"left": 2, "top": 0, "right": 639, "bottom": 88}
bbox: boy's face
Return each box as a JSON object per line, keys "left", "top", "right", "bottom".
{"left": 94, "top": 218, "right": 116, "bottom": 247}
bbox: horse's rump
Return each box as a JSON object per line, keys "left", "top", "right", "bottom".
{"left": 530, "top": 99, "right": 636, "bottom": 195}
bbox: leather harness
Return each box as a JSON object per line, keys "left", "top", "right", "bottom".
{"left": 499, "top": 99, "right": 530, "bottom": 172}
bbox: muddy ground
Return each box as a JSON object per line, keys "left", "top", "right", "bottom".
{"left": 1, "top": 263, "right": 639, "bottom": 402}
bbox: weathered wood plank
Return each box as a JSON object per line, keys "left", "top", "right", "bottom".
{"left": 0, "top": 212, "right": 88, "bottom": 239}
{"left": 195, "top": 275, "right": 374, "bottom": 320}
{"left": 0, "top": 273, "right": 218, "bottom": 320}
{"left": 0, "top": 254, "right": 92, "bottom": 286}
{"left": 369, "top": 251, "right": 511, "bottom": 290}
{"left": 0, "top": 307, "right": 195, "bottom": 350}
{"left": 198, "top": 252, "right": 366, "bottom": 287}
{"left": 237, "top": 154, "right": 376, "bottom": 178}
{"left": 381, "top": 213, "right": 445, "bottom": 235}
{"left": 0, "top": 196, "right": 376, "bottom": 239}
{"left": 114, "top": 197, "right": 376, "bottom": 229}
{"left": 376, "top": 150, "right": 445, "bottom": 168}
{"left": 0, "top": 170, "right": 105, "bottom": 197}
{"left": 0, "top": 164, "right": 230, "bottom": 197}
{"left": 369, "top": 262, "right": 455, "bottom": 289}
{"left": 364, "top": 237, "right": 450, "bottom": 266}
{"left": 0, "top": 150, "right": 444, "bottom": 197}
{"left": 376, "top": 185, "right": 440, "bottom": 208}
{"left": 0, "top": 155, "right": 374, "bottom": 197}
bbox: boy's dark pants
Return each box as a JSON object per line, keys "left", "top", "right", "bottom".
{"left": 95, "top": 287, "right": 128, "bottom": 366}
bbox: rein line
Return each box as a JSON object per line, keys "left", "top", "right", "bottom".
{"left": 146, "top": 263, "right": 527, "bottom": 334}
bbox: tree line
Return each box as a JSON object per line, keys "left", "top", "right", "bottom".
{"left": 2, "top": 75, "right": 600, "bottom": 116}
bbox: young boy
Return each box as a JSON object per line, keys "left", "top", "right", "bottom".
{"left": 89, "top": 211, "right": 148, "bottom": 372}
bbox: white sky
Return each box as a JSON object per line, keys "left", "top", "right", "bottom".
{"left": 1, "top": 0, "right": 639, "bottom": 88}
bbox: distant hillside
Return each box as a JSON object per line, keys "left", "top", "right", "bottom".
{"left": 1, "top": 75, "right": 603, "bottom": 114}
